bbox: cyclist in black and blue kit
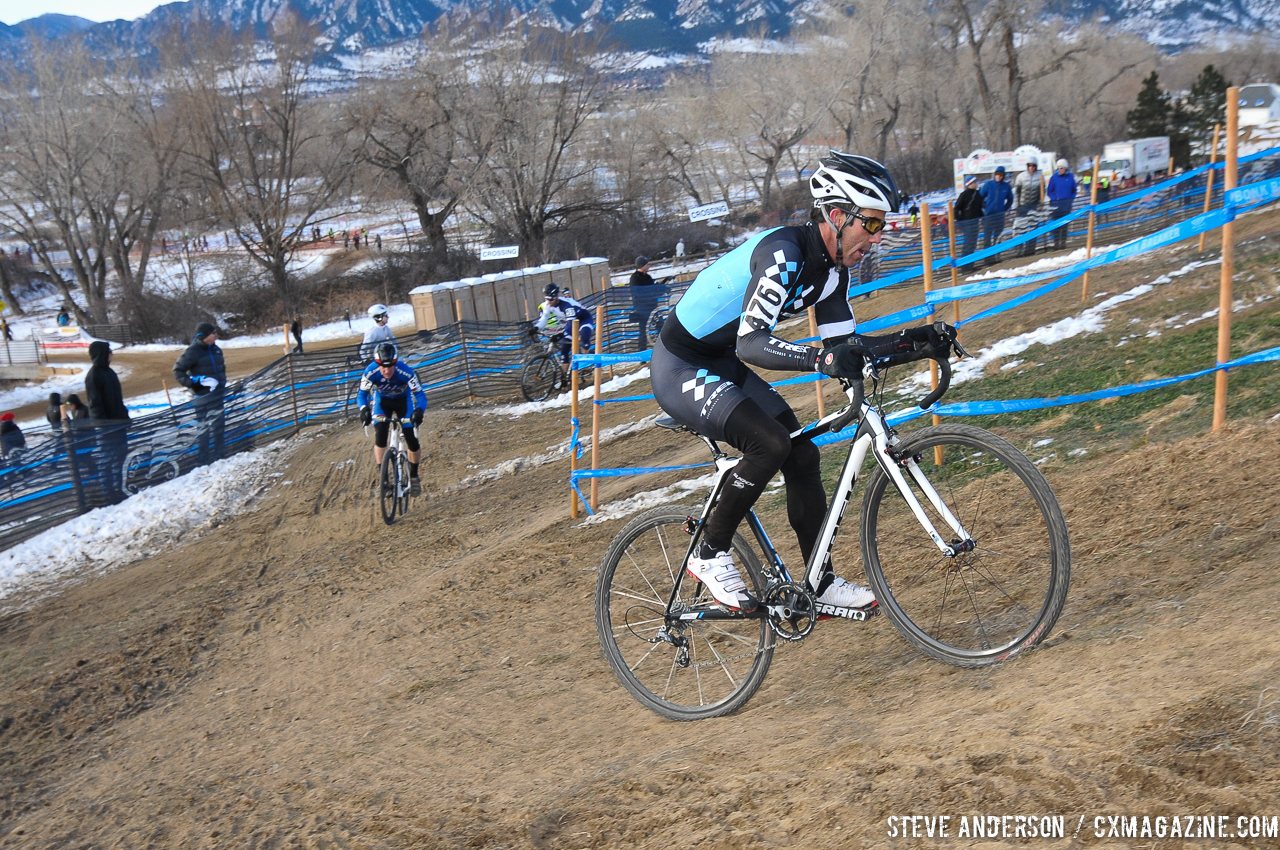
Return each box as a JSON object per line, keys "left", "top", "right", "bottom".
{"left": 653, "top": 151, "right": 954, "bottom": 616}
{"left": 529, "top": 284, "right": 594, "bottom": 366}
{"left": 357, "top": 342, "right": 428, "bottom": 496}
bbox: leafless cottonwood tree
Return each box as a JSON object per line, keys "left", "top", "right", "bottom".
{"left": 345, "top": 36, "right": 485, "bottom": 258}
{"left": 636, "top": 74, "right": 738, "bottom": 209}
{"left": 704, "top": 49, "right": 844, "bottom": 211}
{"left": 0, "top": 43, "right": 173, "bottom": 325}
{"left": 462, "top": 27, "right": 618, "bottom": 264}
{"left": 169, "top": 21, "right": 354, "bottom": 316}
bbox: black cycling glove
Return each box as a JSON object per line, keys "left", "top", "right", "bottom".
{"left": 360, "top": 406, "right": 372, "bottom": 426}
{"left": 411, "top": 409, "right": 424, "bottom": 427}
{"left": 816, "top": 342, "right": 866, "bottom": 379}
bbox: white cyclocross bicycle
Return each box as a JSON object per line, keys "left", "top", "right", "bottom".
{"left": 595, "top": 326, "right": 1070, "bottom": 720}
{"left": 368, "top": 414, "right": 413, "bottom": 525}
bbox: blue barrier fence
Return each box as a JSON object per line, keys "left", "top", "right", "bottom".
{"left": 566, "top": 155, "right": 1280, "bottom": 515}
{"left": 3, "top": 151, "right": 1278, "bottom": 542}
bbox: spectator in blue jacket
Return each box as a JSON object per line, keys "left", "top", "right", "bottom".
{"left": 1046, "top": 159, "right": 1078, "bottom": 250}
{"left": 978, "top": 166, "right": 1014, "bottom": 265}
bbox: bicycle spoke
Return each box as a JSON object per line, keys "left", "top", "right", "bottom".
{"left": 862, "top": 425, "right": 1069, "bottom": 667}
{"left": 596, "top": 505, "right": 774, "bottom": 720}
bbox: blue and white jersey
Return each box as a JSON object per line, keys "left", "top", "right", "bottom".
{"left": 666, "top": 221, "right": 854, "bottom": 371}
{"left": 356, "top": 361, "right": 428, "bottom": 413}
{"left": 534, "top": 295, "right": 594, "bottom": 334}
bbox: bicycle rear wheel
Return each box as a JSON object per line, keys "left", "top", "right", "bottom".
{"left": 595, "top": 505, "right": 774, "bottom": 720}
{"left": 860, "top": 424, "right": 1070, "bottom": 667}
{"left": 379, "top": 449, "right": 399, "bottom": 524}
{"left": 645, "top": 308, "right": 668, "bottom": 348}
{"left": 520, "top": 355, "right": 561, "bottom": 402}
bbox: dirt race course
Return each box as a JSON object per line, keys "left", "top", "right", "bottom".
{"left": 3, "top": 228, "right": 1280, "bottom": 848}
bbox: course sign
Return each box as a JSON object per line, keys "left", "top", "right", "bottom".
{"left": 688, "top": 201, "right": 729, "bottom": 223}
{"left": 480, "top": 245, "right": 519, "bottom": 261}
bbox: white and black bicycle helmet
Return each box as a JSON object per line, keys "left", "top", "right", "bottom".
{"left": 368, "top": 303, "right": 389, "bottom": 320}
{"left": 373, "top": 342, "right": 398, "bottom": 366}
{"left": 544, "top": 283, "right": 560, "bottom": 298}
{"left": 810, "top": 151, "right": 900, "bottom": 215}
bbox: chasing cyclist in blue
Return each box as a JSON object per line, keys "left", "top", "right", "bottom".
{"left": 652, "top": 151, "right": 954, "bottom": 616}
{"left": 356, "top": 342, "right": 428, "bottom": 496}
{"left": 529, "top": 284, "right": 594, "bottom": 365}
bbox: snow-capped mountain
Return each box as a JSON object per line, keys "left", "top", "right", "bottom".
{"left": 1, "top": 0, "right": 1276, "bottom": 68}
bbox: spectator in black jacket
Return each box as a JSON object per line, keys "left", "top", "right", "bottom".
{"left": 46, "top": 392, "right": 64, "bottom": 432}
{"left": 173, "top": 322, "right": 228, "bottom": 466}
{"left": 86, "top": 340, "right": 130, "bottom": 502}
{"left": 64, "top": 394, "right": 90, "bottom": 421}
{"left": 955, "top": 175, "right": 985, "bottom": 272}
{"left": 628, "top": 256, "right": 662, "bottom": 352}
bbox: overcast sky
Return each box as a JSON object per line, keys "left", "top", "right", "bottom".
{"left": 0, "top": 0, "right": 183, "bottom": 25}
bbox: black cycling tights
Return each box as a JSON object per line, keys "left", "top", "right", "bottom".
{"left": 374, "top": 421, "right": 421, "bottom": 452}
{"left": 701, "top": 400, "right": 827, "bottom": 567}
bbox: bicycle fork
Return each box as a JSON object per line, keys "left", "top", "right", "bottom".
{"left": 868, "top": 420, "right": 975, "bottom": 558}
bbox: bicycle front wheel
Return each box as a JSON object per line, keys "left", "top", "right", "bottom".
{"left": 520, "top": 355, "right": 561, "bottom": 402}
{"left": 595, "top": 505, "right": 774, "bottom": 721}
{"left": 379, "top": 449, "right": 399, "bottom": 524}
{"left": 861, "top": 424, "right": 1070, "bottom": 667}
{"left": 396, "top": 450, "right": 411, "bottom": 515}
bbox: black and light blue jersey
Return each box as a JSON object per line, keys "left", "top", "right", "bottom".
{"left": 665, "top": 222, "right": 855, "bottom": 372}
{"left": 356, "top": 361, "right": 427, "bottom": 412}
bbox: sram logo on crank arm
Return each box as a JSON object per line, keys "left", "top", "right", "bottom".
{"left": 815, "top": 602, "right": 879, "bottom": 621}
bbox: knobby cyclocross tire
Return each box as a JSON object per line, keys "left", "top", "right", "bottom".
{"left": 379, "top": 449, "right": 400, "bottom": 524}
{"left": 520, "top": 355, "right": 563, "bottom": 402}
{"left": 645, "top": 308, "right": 668, "bottom": 349}
{"left": 860, "top": 424, "right": 1070, "bottom": 667}
{"left": 395, "top": 450, "right": 411, "bottom": 516}
{"left": 595, "top": 505, "right": 775, "bottom": 720}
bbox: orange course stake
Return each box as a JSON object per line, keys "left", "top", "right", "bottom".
{"left": 569, "top": 317, "right": 581, "bottom": 519}
{"left": 1212, "top": 90, "right": 1239, "bottom": 432}
{"left": 918, "top": 203, "right": 944, "bottom": 465}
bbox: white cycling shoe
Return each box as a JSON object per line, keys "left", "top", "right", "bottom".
{"left": 686, "top": 549, "right": 755, "bottom": 611}
{"left": 815, "top": 575, "right": 877, "bottom": 611}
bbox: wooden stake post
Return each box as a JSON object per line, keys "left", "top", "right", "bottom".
{"left": 807, "top": 308, "right": 826, "bottom": 419}
{"left": 590, "top": 305, "right": 603, "bottom": 512}
{"left": 569, "top": 318, "right": 581, "bottom": 518}
{"left": 1198, "top": 123, "right": 1222, "bottom": 253}
{"left": 919, "top": 203, "right": 944, "bottom": 465}
{"left": 1081, "top": 157, "right": 1101, "bottom": 303}
{"left": 945, "top": 200, "right": 961, "bottom": 325}
{"left": 1212, "top": 89, "right": 1238, "bottom": 432}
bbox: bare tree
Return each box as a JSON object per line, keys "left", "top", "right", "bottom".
{"left": 0, "top": 41, "right": 171, "bottom": 325}
{"left": 462, "top": 28, "right": 617, "bottom": 264}
{"left": 169, "top": 22, "right": 354, "bottom": 316}
{"left": 708, "top": 50, "right": 843, "bottom": 210}
{"left": 345, "top": 39, "right": 482, "bottom": 257}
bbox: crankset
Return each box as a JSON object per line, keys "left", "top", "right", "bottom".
{"left": 762, "top": 581, "right": 817, "bottom": 641}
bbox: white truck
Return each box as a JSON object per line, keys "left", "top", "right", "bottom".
{"left": 1099, "top": 137, "right": 1170, "bottom": 184}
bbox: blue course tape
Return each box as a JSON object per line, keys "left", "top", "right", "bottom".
{"left": 571, "top": 462, "right": 711, "bottom": 479}
{"left": 573, "top": 350, "right": 652, "bottom": 368}
{"left": 570, "top": 416, "right": 583, "bottom": 459}
{"left": 1226, "top": 176, "right": 1280, "bottom": 211}
{"left": 570, "top": 476, "right": 594, "bottom": 516}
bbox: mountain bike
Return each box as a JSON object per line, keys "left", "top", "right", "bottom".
{"left": 121, "top": 436, "right": 182, "bottom": 494}
{"left": 594, "top": 329, "right": 1071, "bottom": 720}
{"left": 521, "top": 333, "right": 588, "bottom": 402}
{"left": 369, "top": 415, "right": 412, "bottom": 524}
